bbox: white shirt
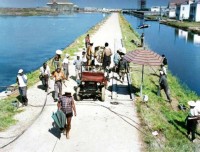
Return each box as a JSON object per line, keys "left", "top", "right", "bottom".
{"left": 17, "top": 74, "right": 27, "bottom": 87}
{"left": 40, "top": 65, "right": 50, "bottom": 76}
{"left": 189, "top": 108, "right": 198, "bottom": 117}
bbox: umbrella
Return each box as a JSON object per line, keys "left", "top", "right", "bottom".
{"left": 124, "top": 49, "right": 163, "bottom": 97}
{"left": 52, "top": 110, "right": 66, "bottom": 130}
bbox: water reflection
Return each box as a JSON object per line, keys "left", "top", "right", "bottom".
{"left": 175, "top": 29, "right": 200, "bottom": 45}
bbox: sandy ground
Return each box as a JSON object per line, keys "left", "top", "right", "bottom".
{"left": 0, "top": 13, "right": 143, "bottom": 152}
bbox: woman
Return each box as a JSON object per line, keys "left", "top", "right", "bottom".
{"left": 58, "top": 92, "right": 77, "bottom": 139}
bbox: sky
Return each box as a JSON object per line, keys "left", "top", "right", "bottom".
{"left": 0, "top": 0, "right": 170, "bottom": 9}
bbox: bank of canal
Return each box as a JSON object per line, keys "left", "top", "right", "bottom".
{"left": 124, "top": 14, "right": 200, "bottom": 95}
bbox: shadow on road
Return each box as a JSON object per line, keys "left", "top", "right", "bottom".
{"left": 49, "top": 123, "right": 61, "bottom": 139}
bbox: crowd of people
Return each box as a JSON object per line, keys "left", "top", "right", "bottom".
{"left": 15, "top": 34, "right": 199, "bottom": 141}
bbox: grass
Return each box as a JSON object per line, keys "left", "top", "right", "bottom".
{"left": 0, "top": 14, "right": 109, "bottom": 131}
{"left": 119, "top": 13, "right": 200, "bottom": 151}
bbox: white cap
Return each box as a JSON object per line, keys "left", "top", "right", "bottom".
{"left": 188, "top": 101, "right": 196, "bottom": 107}
{"left": 56, "top": 50, "right": 62, "bottom": 55}
{"left": 66, "top": 53, "right": 69, "bottom": 58}
{"left": 18, "top": 69, "right": 23, "bottom": 73}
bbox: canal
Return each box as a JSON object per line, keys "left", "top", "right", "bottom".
{"left": 0, "top": 13, "right": 105, "bottom": 91}
{"left": 124, "top": 14, "right": 200, "bottom": 95}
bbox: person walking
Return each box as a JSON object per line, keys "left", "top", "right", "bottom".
{"left": 62, "top": 54, "right": 70, "bottom": 80}
{"left": 118, "top": 56, "right": 128, "bottom": 83}
{"left": 52, "top": 50, "right": 62, "bottom": 70}
{"left": 81, "top": 49, "right": 87, "bottom": 66}
{"left": 102, "top": 42, "right": 112, "bottom": 69}
{"left": 186, "top": 101, "right": 199, "bottom": 142}
{"left": 52, "top": 67, "right": 65, "bottom": 101}
{"left": 73, "top": 56, "right": 82, "bottom": 81}
{"left": 161, "top": 64, "right": 167, "bottom": 76}
{"left": 16, "top": 69, "right": 28, "bottom": 106}
{"left": 58, "top": 92, "right": 76, "bottom": 139}
{"left": 157, "top": 70, "right": 172, "bottom": 102}
{"left": 40, "top": 62, "right": 51, "bottom": 91}
{"left": 85, "top": 34, "right": 90, "bottom": 48}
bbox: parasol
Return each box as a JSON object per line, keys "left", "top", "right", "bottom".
{"left": 124, "top": 49, "right": 163, "bottom": 97}
{"left": 52, "top": 110, "right": 66, "bottom": 130}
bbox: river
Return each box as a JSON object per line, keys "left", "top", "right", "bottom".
{"left": 0, "top": 13, "right": 105, "bottom": 91}
{"left": 124, "top": 14, "right": 200, "bottom": 95}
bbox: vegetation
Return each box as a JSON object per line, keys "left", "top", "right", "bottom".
{"left": 0, "top": 14, "right": 109, "bottom": 131}
{"left": 119, "top": 13, "right": 200, "bottom": 151}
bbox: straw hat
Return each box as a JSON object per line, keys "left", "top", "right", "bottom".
{"left": 56, "top": 50, "right": 62, "bottom": 55}
{"left": 188, "top": 101, "right": 196, "bottom": 107}
{"left": 18, "top": 69, "right": 23, "bottom": 74}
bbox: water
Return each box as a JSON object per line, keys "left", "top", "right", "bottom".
{"left": 124, "top": 14, "right": 200, "bottom": 95}
{"left": 0, "top": 13, "right": 105, "bottom": 91}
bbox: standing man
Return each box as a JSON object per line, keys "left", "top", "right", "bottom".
{"left": 40, "top": 62, "right": 51, "bottom": 91}
{"left": 102, "top": 42, "right": 112, "bottom": 69}
{"left": 186, "top": 101, "right": 199, "bottom": 142}
{"left": 73, "top": 56, "right": 82, "bottom": 81}
{"left": 113, "top": 50, "right": 121, "bottom": 72}
{"left": 157, "top": 70, "right": 172, "bottom": 102}
{"left": 58, "top": 92, "right": 77, "bottom": 139}
{"left": 118, "top": 56, "right": 128, "bottom": 83}
{"left": 86, "top": 43, "right": 93, "bottom": 66}
{"left": 52, "top": 50, "right": 62, "bottom": 70}
{"left": 16, "top": 69, "right": 28, "bottom": 106}
{"left": 162, "top": 54, "right": 168, "bottom": 66}
{"left": 140, "top": 33, "right": 144, "bottom": 47}
{"left": 52, "top": 67, "right": 65, "bottom": 101}
{"left": 62, "top": 54, "right": 70, "bottom": 81}
{"left": 85, "top": 34, "right": 90, "bottom": 48}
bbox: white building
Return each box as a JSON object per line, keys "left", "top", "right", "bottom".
{"left": 168, "top": 2, "right": 176, "bottom": 18}
{"left": 47, "top": 0, "right": 74, "bottom": 11}
{"left": 151, "top": 6, "right": 160, "bottom": 12}
{"left": 189, "top": 1, "right": 200, "bottom": 22}
{"left": 176, "top": 0, "right": 194, "bottom": 20}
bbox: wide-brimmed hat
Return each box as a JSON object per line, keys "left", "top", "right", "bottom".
{"left": 18, "top": 69, "right": 23, "bottom": 74}
{"left": 56, "top": 50, "right": 62, "bottom": 55}
{"left": 188, "top": 100, "right": 196, "bottom": 107}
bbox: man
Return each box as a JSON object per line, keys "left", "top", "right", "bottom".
{"left": 140, "top": 33, "right": 144, "bottom": 47}
{"left": 81, "top": 49, "right": 87, "bottom": 66}
{"left": 40, "top": 62, "right": 51, "bottom": 91}
{"left": 62, "top": 54, "right": 70, "bottom": 80}
{"left": 157, "top": 70, "right": 172, "bottom": 102}
{"left": 58, "top": 92, "right": 77, "bottom": 139}
{"left": 73, "top": 56, "right": 82, "bottom": 81}
{"left": 161, "top": 64, "right": 167, "bottom": 76}
{"left": 113, "top": 50, "right": 121, "bottom": 72}
{"left": 85, "top": 34, "right": 90, "bottom": 48}
{"left": 186, "top": 101, "right": 199, "bottom": 142}
{"left": 52, "top": 67, "right": 65, "bottom": 101}
{"left": 118, "top": 56, "right": 128, "bottom": 83}
{"left": 16, "top": 69, "right": 28, "bottom": 106}
{"left": 86, "top": 43, "right": 93, "bottom": 66}
{"left": 103, "top": 42, "right": 112, "bottom": 69}
{"left": 162, "top": 54, "right": 168, "bottom": 66}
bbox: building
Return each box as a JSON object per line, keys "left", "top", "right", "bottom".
{"left": 47, "top": 0, "right": 74, "bottom": 12}
{"left": 168, "top": 0, "right": 188, "bottom": 18}
{"left": 189, "top": 0, "right": 200, "bottom": 22}
{"left": 176, "top": 0, "right": 194, "bottom": 20}
{"left": 151, "top": 6, "right": 160, "bottom": 12}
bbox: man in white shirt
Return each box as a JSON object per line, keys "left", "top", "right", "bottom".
{"left": 40, "top": 62, "right": 51, "bottom": 91}
{"left": 73, "top": 56, "right": 82, "bottom": 81}
{"left": 16, "top": 69, "right": 28, "bottom": 106}
{"left": 62, "top": 54, "right": 70, "bottom": 80}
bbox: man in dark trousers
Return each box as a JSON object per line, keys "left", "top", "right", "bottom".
{"left": 118, "top": 56, "right": 128, "bottom": 83}
{"left": 162, "top": 54, "right": 168, "bottom": 66}
{"left": 157, "top": 70, "right": 172, "bottom": 102}
{"left": 140, "top": 33, "right": 144, "bottom": 47}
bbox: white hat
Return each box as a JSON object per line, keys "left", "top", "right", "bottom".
{"left": 65, "top": 53, "right": 69, "bottom": 58}
{"left": 56, "top": 50, "right": 62, "bottom": 55}
{"left": 18, "top": 69, "right": 23, "bottom": 73}
{"left": 188, "top": 101, "right": 196, "bottom": 107}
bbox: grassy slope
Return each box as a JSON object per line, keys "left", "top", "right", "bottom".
{"left": 119, "top": 13, "right": 199, "bottom": 151}
{"left": 0, "top": 14, "right": 109, "bottom": 131}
